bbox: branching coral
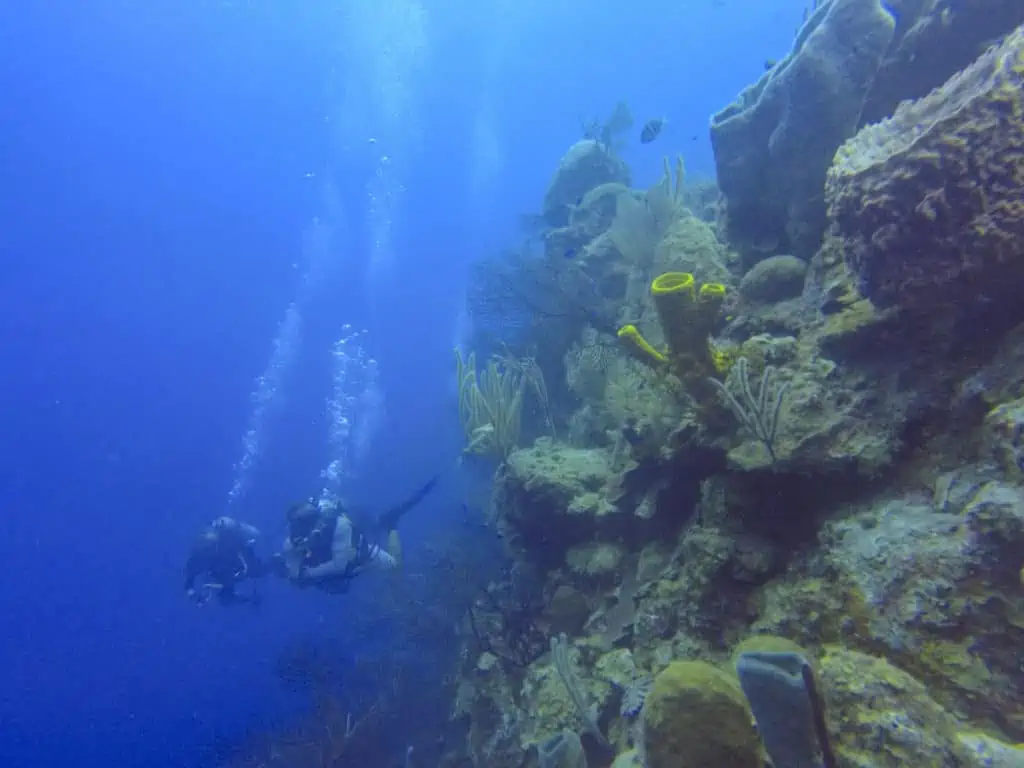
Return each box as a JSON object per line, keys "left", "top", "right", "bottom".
{"left": 551, "top": 633, "right": 611, "bottom": 747}
{"left": 708, "top": 356, "right": 789, "bottom": 463}
{"left": 455, "top": 349, "right": 525, "bottom": 459}
{"left": 495, "top": 349, "right": 555, "bottom": 437}
{"left": 647, "top": 155, "right": 686, "bottom": 229}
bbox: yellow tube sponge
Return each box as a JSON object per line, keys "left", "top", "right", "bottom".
{"left": 696, "top": 282, "right": 728, "bottom": 338}
{"left": 617, "top": 325, "right": 668, "bottom": 367}
{"left": 650, "top": 272, "right": 699, "bottom": 358}
{"left": 698, "top": 282, "right": 727, "bottom": 311}
{"left": 651, "top": 271, "right": 697, "bottom": 300}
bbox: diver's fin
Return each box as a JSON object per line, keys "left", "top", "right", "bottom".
{"left": 377, "top": 475, "right": 439, "bottom": 531}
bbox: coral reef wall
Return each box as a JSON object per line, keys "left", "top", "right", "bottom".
{"left": 448, "top": 23, "right": 1024, "bottom": 768}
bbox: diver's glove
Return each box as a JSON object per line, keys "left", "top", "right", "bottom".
{"left": 187, "top": 585, "right": 218, "bottom": 607}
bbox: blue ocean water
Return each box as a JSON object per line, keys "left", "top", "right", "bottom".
{"left": 0, "top": 1, "right": 798, "bottom": 765}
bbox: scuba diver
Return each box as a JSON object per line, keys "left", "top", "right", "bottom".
{"left": 279, "top": 475, "right": 439, "bottom": 593}
{"left": 183, "top": 516, "right": 268, "bottom": 606}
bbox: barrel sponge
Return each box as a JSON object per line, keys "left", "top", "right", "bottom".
{"left": 826, "top": 25, "right": 1024, "bottom": 310}
{"left": 710, "top": 0, "right": 897, "bottom": 258}
{"left": 642, "top": 661, "right": 761, "bottom": 768}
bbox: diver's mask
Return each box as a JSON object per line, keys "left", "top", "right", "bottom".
{"left": 287, "top": 499, "right": 323, "bottom": 549}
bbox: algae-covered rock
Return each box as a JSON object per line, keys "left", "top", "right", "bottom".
{"left": 456, "top": 671, "right": 528, "bottom": 768}
{"left": 932, "top": 463, "right": 1001, "bottom": 515}
{"left": 610, "top": 749, "right": 642, "bottom": 768}
{"left": 957, "top": 323, "right": 1024, "bottom": 408}
{"left": 828, "top": 26, "right": 1024, "bottom": 312}
{"left": 594, "top": 648, "right": 640, "bottom": 692}
{"left": 476, "top": 651, "right": 500, "bottom": 674}
{"left": 984, "top": 398, "right": 1024, "bottom": 479}
{"left": 496, "top": 440, "right": 685, "bottom": 575}
{"left": 495, "top": 442, "right": 616, "bottom": 560}
{"left": 642, "top": 661, "right": 761, "bottom": 768}
{"left": 739, "top": 255, "right": 807, "bottom": 303}
{"left": 818, "top": 646, "right": 975, "bottom": 767}
{"left": 824, "top": 490, "right": 1024, "bottom": 736}
{"left": 651, "top": 524, "right": 746, "bottom": 644}
{"left": 537, "top": 730, "right": 586, "bottom": 768}
{"left": 957, "top": 732, "right": 1024, "bottom": 768}
{"left": 520, "top": 642, "right": 612, "bottom": 752}
{"left": 750, "top": 575, "right": 865, "bottom": 650}
{"left": 717, "top": 346, "right": 904, "bottom": 476}
{"left": 543, "top": 141, "right": 630, "bottom": 228}
{"left": 566, "top": 541, "right": 625, "bottom": 578}
{"left": 547, "top": 584, "right": 593, "bottom": 637}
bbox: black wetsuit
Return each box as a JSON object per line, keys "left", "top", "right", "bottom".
{"left": 283, "top": 475, "right": 440, "bottom": 593}
{"left": 184, "top": 525, "right": 266, "bottom": 605}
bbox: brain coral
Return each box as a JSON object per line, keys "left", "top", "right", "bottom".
{"left": 642, "top": 661, "right": 761, "bottom": 768}
{"left": 826, "top": 25, "right": 1024, "bottom": 311}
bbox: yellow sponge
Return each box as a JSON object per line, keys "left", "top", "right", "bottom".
{"left": 651, "top": 272, "right": 700, "bottom": 358}
{"left": 699, "top": 282, "right": 727, "bottom": 309}
{"left": 651, "top": 271, "right": 697, "bottom": 300}
{"left": 617, "top": 325, "right": 668, "bottom": 367}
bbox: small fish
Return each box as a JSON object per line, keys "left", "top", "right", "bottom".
{"left": 563, "top": 247, "right": 577, "bottom": 259}
{"left": 764, "top": 58, "right": 778, "bottom": 70}
{"left": 640, "top": 118, "right": 664, "bottom": 144}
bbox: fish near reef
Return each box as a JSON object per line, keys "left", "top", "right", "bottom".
{"left": 640, "top": 118, "right": 664, "bottom": 144}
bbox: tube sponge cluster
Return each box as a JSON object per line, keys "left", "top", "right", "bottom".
{"left": 826, "top": 24, "right": 1024, "bottom": 311}
{"left": 617, "top": 272, "right": 728, "bottom": 394}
